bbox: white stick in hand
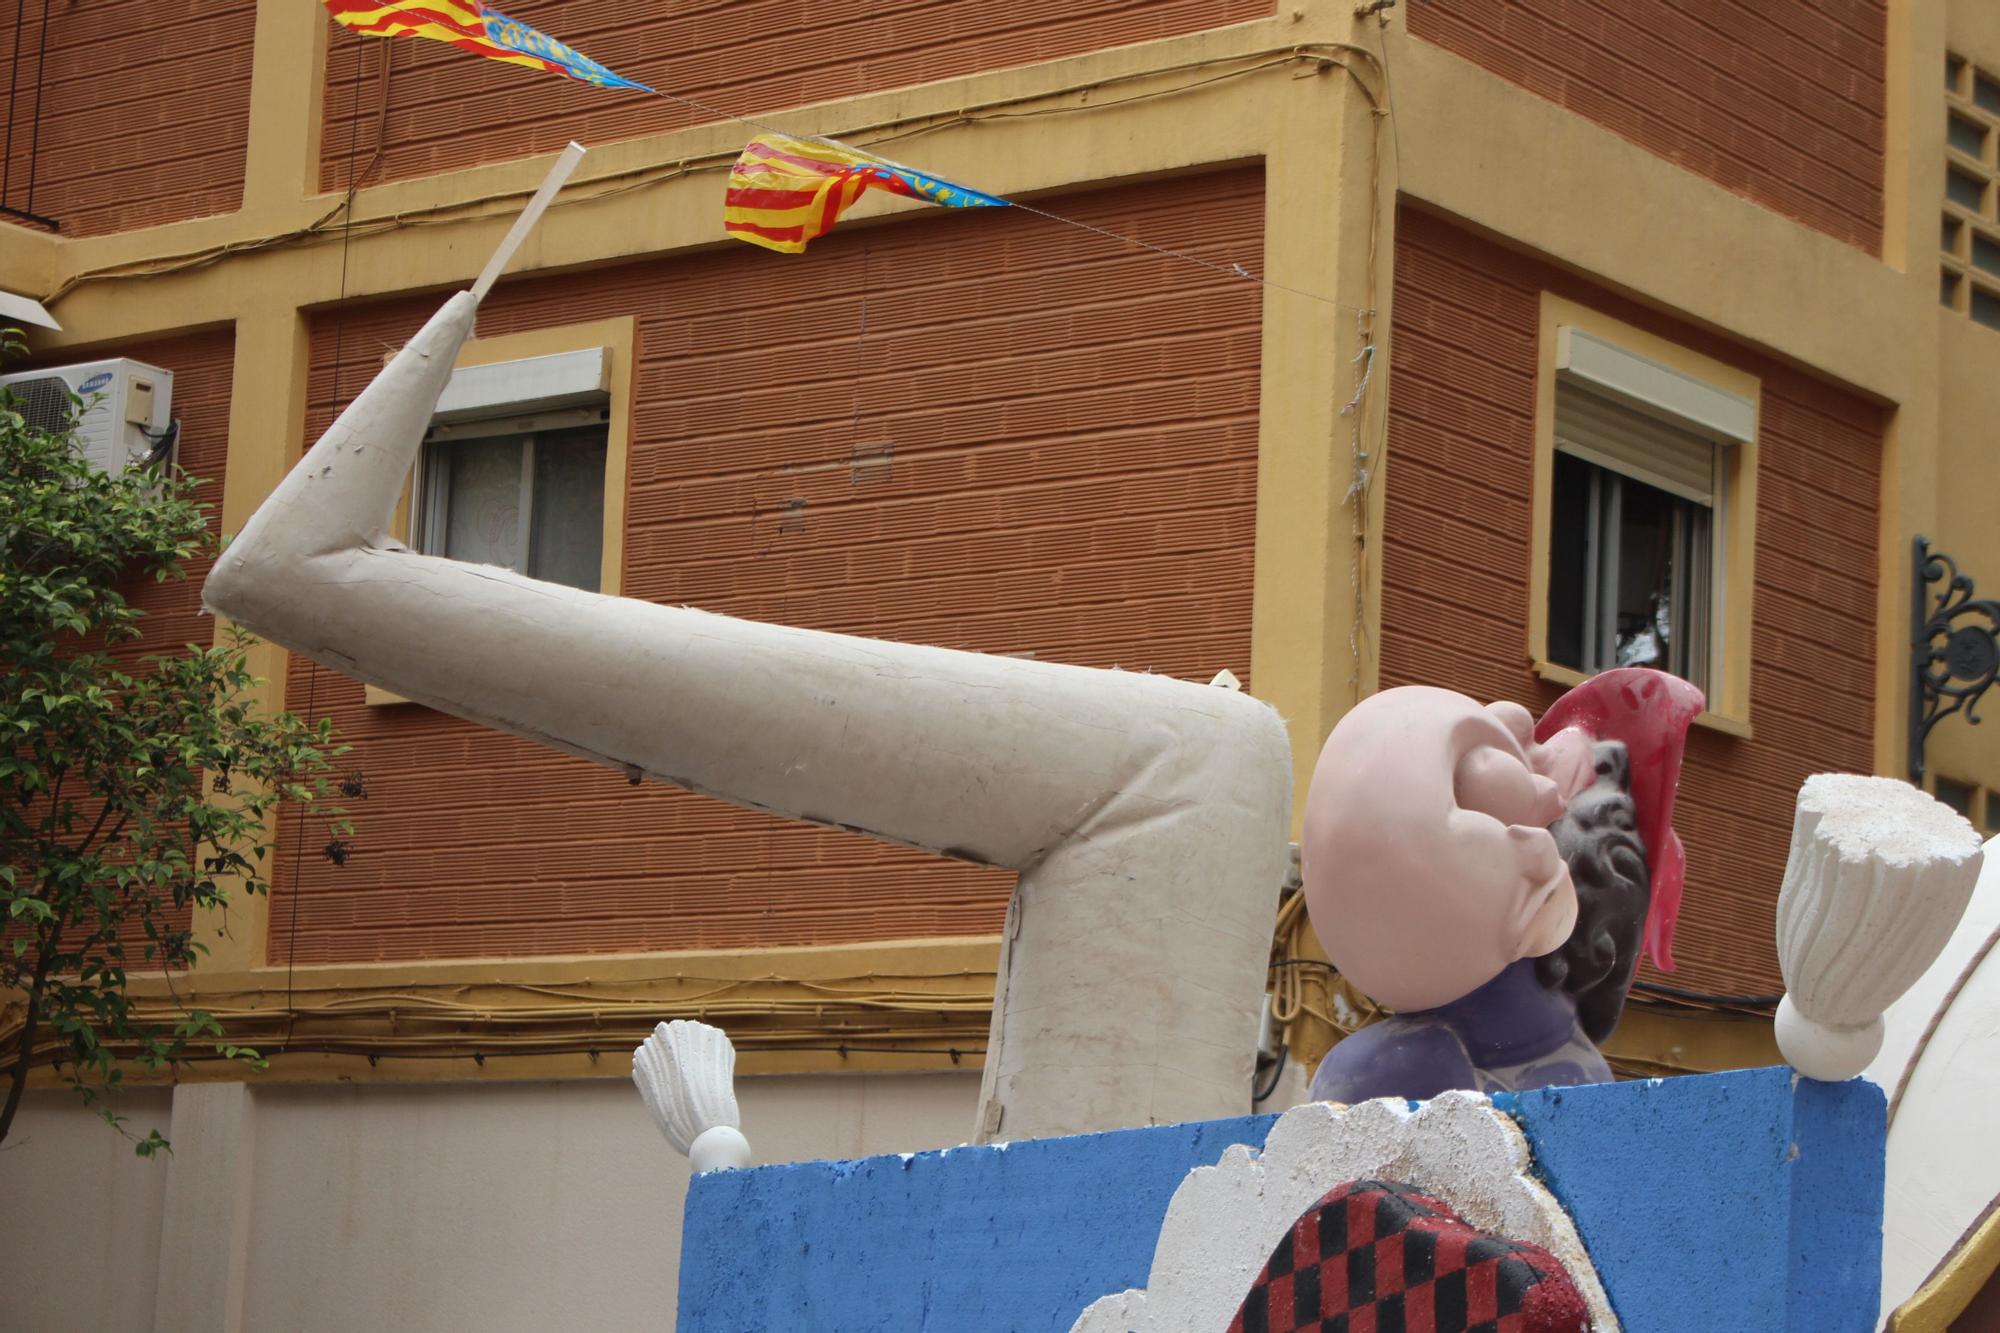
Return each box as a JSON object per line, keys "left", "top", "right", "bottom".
{"left": 1775, "top": 774, "right": 1984, "bottom": 1081}
{"left": 472, "top": 141, "right": 586, "bottom": 301}
{"left": 633, "top": 1020, "right": 752, "bottom": 1173}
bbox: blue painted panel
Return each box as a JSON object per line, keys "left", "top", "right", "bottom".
{"left": 1498, "top": 1067, "right": 1885, "bottom": 1331}
{"left": 679, "top": 1068, "right": 1886, "bottom": 1331}
{"left": 678, "top": 1114, "right": 1276, "bottom": 1333}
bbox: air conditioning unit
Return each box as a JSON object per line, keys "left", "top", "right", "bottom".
{"left": 0, "top": 358, "right": 176, "bottom": 475}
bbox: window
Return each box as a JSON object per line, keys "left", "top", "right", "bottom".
{"left": 411, "top": 344, "right": 616, "bottom": 594}
{"left": 1546, "top": 392, "right": 1716, "bottom": 690}
{"left": 1943, "top": 52, "right": 2000, "bottom": 329}
{"left": 417, "top": 410, "right": 608, "bottom": 591}
{"left": 368, "top": 321, "right": 634, "bottom": 708}
{"left": 1531, "top": 301, "right": 1760, "bottom": 728}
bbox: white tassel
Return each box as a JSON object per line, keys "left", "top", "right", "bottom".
{"left": 632, "top": 1020, "right": 751, "bottom": 1172}
{"left": 1774, "top": 774, "right": 1984, "bottom": 1081}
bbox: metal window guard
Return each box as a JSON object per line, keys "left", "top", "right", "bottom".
{"left": 1911, "top": 536, "right": 2000, "bottom": 784}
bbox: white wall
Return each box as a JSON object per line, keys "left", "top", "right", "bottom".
{"left": 0, "top": 1087, "right": 173, "bottom": 1333}
{"left": 0, "top": 1071, "right": 980, "bottom": 1332}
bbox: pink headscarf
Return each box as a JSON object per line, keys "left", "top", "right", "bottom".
{"left": 1534, "top": 668, "right": 1706, "bottom": 972}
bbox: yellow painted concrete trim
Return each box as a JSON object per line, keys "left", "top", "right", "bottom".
{"left": 1385, "top": 23, "right": 1915, "bottom": 407}
{"left": 1246, "top": 40, "right": 1386, "bottom": 828}
{"left": 0, "top": 227, "right": 58, "bottom": 305}
{"left": 1950, "top": 0, "right": 2000, "bottom": 72}
{"left": 1882, "top": 0, "right": 1915, "bottom": 271}
{"left": 1526, "top": 293, "right": 1760, "bottom": 726}
{"left": 1599, "top": 1005, "right": 1780, "bottom": 1077}
{"left": 7, "top": 937, "right": 1003, "bottom": 1085}
{"left": 171, "top": 935, "right": 1003, "bottom": 994}
{"left": 39, "top": 18, "right": 1322, "bottom": 305}
{"left": 243, "top": 0, "right": 328, "bottom": 211}
{"left": 198, "top": 303, "right": 318, "bottom": 971}
{"left": 1889, "top": 1197, "right": 2000, "bottom": 1332}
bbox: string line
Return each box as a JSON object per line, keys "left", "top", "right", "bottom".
{"left": 633, "top": 57, "right": 1379, "bottom": 315}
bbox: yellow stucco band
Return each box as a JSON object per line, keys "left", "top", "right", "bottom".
{"left": 5, "top": 939, "right": 1002, "bottom": 1083}
{"left": 3, "top": 933, "right": 1773, "bottom": 1086}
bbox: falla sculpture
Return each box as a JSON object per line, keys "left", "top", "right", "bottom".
{"left": 203, "top": 153, "right": 1979, "bottom": 1145}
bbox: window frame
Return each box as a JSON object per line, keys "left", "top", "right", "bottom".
{"left": 367, "top": 317, "right": 635, "bottom": 707}
{"left": 1527, "top": 294, "right": 1761, "bottom": 733}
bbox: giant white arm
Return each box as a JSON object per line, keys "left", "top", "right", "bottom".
{"left": 204, "top": 289, "right": 1294, "bottom": 1140}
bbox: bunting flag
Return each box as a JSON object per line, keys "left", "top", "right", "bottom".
{"left": 724, "top": 134, "right": 1009, "bottom": 254}
{"left": 321, "top": 0, "right": 650, "bottom": 91}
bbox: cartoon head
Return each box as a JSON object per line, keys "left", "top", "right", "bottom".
{"left": 1300, "top": 686, "right": 1597, "bottom": 1013}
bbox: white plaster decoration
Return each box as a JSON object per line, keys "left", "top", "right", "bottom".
{"left": 203, "top": 281, "right": 1293, "bottom": 1143}
{"left": 1773, "top": 775, "right": 1984, "bottom": 1082}
{"left": 1865, "top": 832, "right": 2000, "bottom": 1327}
{"left": 633, "top": 1021, "right": 751, "bottom": 1173}
{"left": 1068, "top": 1093, "right": 1617, "bottom": 1333}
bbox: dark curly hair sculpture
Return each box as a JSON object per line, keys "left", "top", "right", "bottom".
{"left": 1537, "top": 740, "right": 1651, "bottom": 1044}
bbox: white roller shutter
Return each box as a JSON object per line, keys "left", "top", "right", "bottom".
{"left": 1554, "top": 384, "right": 1719, "bottom": 505}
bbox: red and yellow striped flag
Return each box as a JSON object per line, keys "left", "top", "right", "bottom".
{"left": 724, "top": 135, "right": 1008, "bottom": 254}
{"left": 321, "top": 0, "right": 648, "bottom": 90}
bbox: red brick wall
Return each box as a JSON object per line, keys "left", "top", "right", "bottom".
{"left": 272, "top": 170, "right": 1265, "bottom": 964}
{"left": 319, "top": 0, "right": 1272, "bottom": 191}
{"left": 1409, "top": 0, "right": 1886, "bottom": 254}
{"left": 0, "top": 0, "right": 254, "bottom": 236}
{"left": 1382, "top": 208, "right": 1882, "bottom": 995}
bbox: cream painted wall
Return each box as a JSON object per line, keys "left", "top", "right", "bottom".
{"left": 0, "top": 1088, "right": 173, "bottom": 1333}
{"left": 0, "top": 1072, "right": 979, "bottom": 1332}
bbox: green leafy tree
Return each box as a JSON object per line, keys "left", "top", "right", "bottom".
{"left": 0, "top": 329, "right": 348, "bottom": 1154}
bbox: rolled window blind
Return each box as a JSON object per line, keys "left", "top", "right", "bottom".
{"left": 1554, "top": 383, "right": 1718, "bottom": 506}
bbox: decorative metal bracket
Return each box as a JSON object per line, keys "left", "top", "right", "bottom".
{"left": 1911, "top": 536, "right": 2000, "bottom": 783}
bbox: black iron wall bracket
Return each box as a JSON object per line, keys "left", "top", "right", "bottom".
{"left": 1911, "top": 536, "right": 2000, "bottom": 784}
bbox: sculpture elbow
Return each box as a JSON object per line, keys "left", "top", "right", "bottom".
{"left": 200, "top": 535, "right": 255, "bottom": 622}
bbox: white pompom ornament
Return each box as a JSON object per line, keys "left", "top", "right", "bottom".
{"left": 633, "top": 1020, "right": 752, "bottom": 1172}
{"left": 1774, "top": 774, "right": 1983, "bottom": 1082}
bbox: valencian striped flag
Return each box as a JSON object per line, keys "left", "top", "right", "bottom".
{"left": 724, "top": 134, "right": 1009, "bottom": 254}
{"left": 321, "top": 0, "right": 649, "bottom": 91}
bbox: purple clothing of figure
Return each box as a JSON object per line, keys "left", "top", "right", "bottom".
{"left": 1307, "top": 960, "right": 1612, "bottom": 1102}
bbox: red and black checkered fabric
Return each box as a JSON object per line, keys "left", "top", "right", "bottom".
{"left": 1226, "top": 1178, "right": 1589, "bottom": 1333}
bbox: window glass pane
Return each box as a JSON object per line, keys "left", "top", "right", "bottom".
{"left": 442, "top": 436, "right": 526, "bottom": 571}
{"left": 1610, "top": 471, "right": 1711, "bottom": 691}
{"left": 527, "top": 425, "right": 608, "bottom": 591}
{"left": 1976, "top": 234, "right": 2000, "bottom": 276}
{"left": 1949, "top": 54, "right": 1966, "bottom": 93}
{"left": 1950, "top": 113, "right": 1988, "bottom": 160}
{"left": 1548, "top": 451, "right": 1592, "bottom": 671}
{"left": 1945, "top": 214, "right": 1964, "bottom": 254}
{"left": 1948, "top": 167, "right": 1986, "bottom": 212}
{"left": 1935, "top": 777, "right": 1974, "bottom": 818}
{"left": 1973, "top": 285, "right": 2000, "bottom": 330}
{"left": 1978, "top": 72, "right": 2000, "bottom": 115}
{"left": 1944, "top": 270, "right": 1964, "bottom": 308}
